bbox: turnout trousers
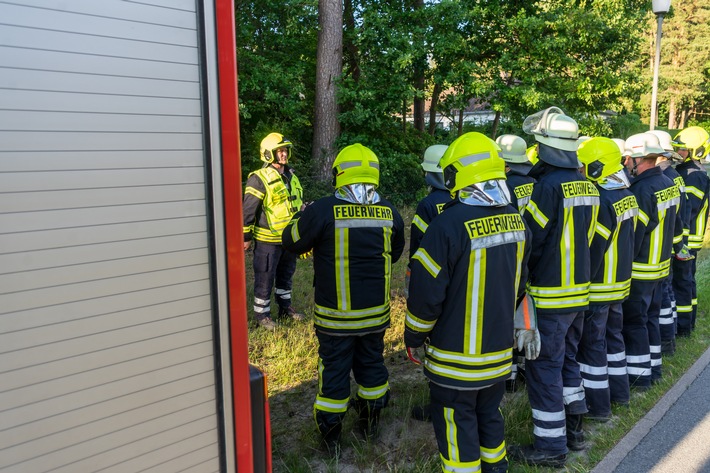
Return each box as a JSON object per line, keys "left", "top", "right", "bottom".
{"left": 313, "top": 330, "right": 390, "bottom": 436}
{"left": 430, "top": 381, "right": 507, "bottom": 473}
{"left": 649, "top": 284, "right": 663, "bottom": 382}
{"left": 659, "top": 275, "right": 676, "bottom": 353}
{"left": 606, "top": 303, "right": 629, "bottom": 405}
{"left": 252, "top": 241, "right": 297, "bottom": 321}
{"left": 526, "top": 311, "right": 586, "bottom": 455}
{"left": 578, "top": 305, "right": 611, "bottom": 418}
{"left": 622, "top": 280, "right": 659, "bottom": 389}
{"left": 673, "top": 257, "right": 694, "bottom": 335}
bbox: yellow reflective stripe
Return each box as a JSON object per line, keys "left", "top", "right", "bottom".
{"left": 441, "top": 454, "right": 481, "bottom": 472}
{"left": 685, "top": 185, "right": 704, "bottom": 199}
{"left": 444, "top": 407, "right": 459, "bottom": 463}
{"left": 589, "top": 202, "right": 600, "bottom": 244}
{"left": 413, "top": 248, "right": 442, "bottom": 278}
{"left": 526, "top": 200, "right": 549, "bottom": 228}
{"left": 465, "top": 248, "right": 485, "bottom": 354}
{"left": 528, "top": 283, "right": 589, "bottom": 296}
{"left": 631, "top": 259, "right": 670, "bottom": 280}
{"left": 314, "top": 312, "right": 390, "bottom": 331}
{"left": 561, "top": 207, "right": 575, "bottom": 286}
{"left": 243, "top": 225, "right": 253, "bottom": 234}
{"left": 412, "top": 214, "right": 428, "bottom": 233}
{"left": 513, "top": 240, "right": 525, "bottom": 305}
{"left": 245, "top": 186, "right": 265, "bottom": 200}
{"left": 335, "top": 227, "right": 350, "bottom": 310}
{"left": 425, "top": 358, "right": 512, "bottom": 381}
{"left": 677, "top": 304, "right": 692, "bottom": 313}
{"left": 595, "top": 222, "right": 611, "bottom": 240}
{"left": 315, "top": 394, "right": 349, "bottom": 413}
{"left": 253, "top": 227, "right": 282, "bottom": 243}
{"left": 357, "top": 382, "right": 389, "bottom": 400}
{"left": 480, "top": 440, "right": 506, "bottom": 464}
{"left": 384, "top": 226, "right": 392, "bottom": 303}
{"left": 405, "top": 309, "right": 436, "bottom": 332}
{"left": 428, "top": 345, "right": 512, "bottom": 365}
{"left": 290, "top": 218, "right": 301, "bottom": 243}
{"left": 638, "top": 209, "right": 649, "bottom": 225}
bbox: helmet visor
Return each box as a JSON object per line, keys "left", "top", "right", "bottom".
{"left": 522, "top": 107, "right": 564, "bottom": 136}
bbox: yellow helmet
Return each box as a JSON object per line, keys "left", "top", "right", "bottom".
{"left": 332, "top": 143, "right": 380, "bottom": 188}
{"left": 260, "top": 132, "right": 293, "bottom": 163}
{"left": 672, "top": 126, "right": 710, "bottom": 160}
{"left": 440, "top": 132, "right": 506, "bottom": 192}
{"left": 526, "top": 145, "right": 539, "bottom": 165}
{"left": 577, "top": 137, "right": 624, "bottom": 181}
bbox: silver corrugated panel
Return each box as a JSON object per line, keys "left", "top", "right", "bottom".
{"left": 0, "top": 1, "right": 225, "bottom": 471}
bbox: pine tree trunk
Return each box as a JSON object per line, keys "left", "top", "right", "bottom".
{"left": 491, "top": 110, "right": 501, "bottom": 139}
{"left": 428, "top": 82, "right": 442, "bottom": 135}
{"left": 668, "top": 96, "right": 677, "bottom": 129}
{"left": 412, "top": 0, "right": 425, "bottom": 133}
{"left": 313, "top": 0, "right": 343, "bottom": 182}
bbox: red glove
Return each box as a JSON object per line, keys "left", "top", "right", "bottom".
{"left": 406, "top": 346, "right": 423, "bottom": 365}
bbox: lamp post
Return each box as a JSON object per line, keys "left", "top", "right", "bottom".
{"left": 650, "top": 0, "right": 671, "bottom": 130}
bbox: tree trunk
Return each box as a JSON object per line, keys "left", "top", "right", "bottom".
{"left": 343, "top": 0, "right": 360, "bottom": 82}
{"left": 457, "top": 109, "right": 464, "bottom": 136}
{"left": 491, "top": 110, "right": 501, "bottom": 139}
{"left": 313, "top": 0, "right": 343, "bottom": 182}
{"left": 412, "top": 0, "right": 425, "bottom": 133}
{"left": 428, "top": 82, "right": 442, "bottom": 135}
{"left": 667, "top": 96, "right": 677, "bottom": 129}
{"left": 680, "top": 108, "right": 689, "bottom": 129}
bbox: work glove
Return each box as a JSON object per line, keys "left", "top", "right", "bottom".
{"left": 404, "top": 266, "right": 411, "bottom": 299}
{"left": 515, "top": 328, "right": 541, "bottom": 360}
{"left": 299, "top": 249, "right": 313, "bottom": 260}
{"left": 406, "top": 346, "right": 424, "bottom": 365}
{"left": 675, "top": 245, "right": 695, "bottom": 261}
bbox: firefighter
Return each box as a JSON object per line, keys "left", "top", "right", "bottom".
{"left": 576, "top": 137, "right": 638, "bottom": 421}
{"left": 282, "top": 143, "right": 405, "bottom": 454}
{"left": 243, "top": 133, "right": 305, "bottom": 330}
{"left": 406, "top": 144, "right": 453, "bottom": 422}
{"left": 672, "top": 126, "right": 710, "bottom": 336}
{"left": 497, "top": 134, "right": 535, "bottom": 213}
{"left": 622, "top": 133, "right": 681, "bottom": 388}
{"left": 497, "top": 133, "right": 536, "bottom": 393}
{"left": 649, "top": 129, "right": 692, "bottom": 355}
{"left": 511, "top": 107, "right": 599, "bottom": 467}
{"left": 404, "top": 132, "right": 534, "bottom": 473}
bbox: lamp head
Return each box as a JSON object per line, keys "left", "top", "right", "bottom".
{"left": 652, "top": 0, "right": 671, "bottom": 15}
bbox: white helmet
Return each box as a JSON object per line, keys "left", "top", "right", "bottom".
{"left": 612, "top": 138, "right": 627, "bottom": 156}
{"left": 495, "top": 135, "right": 528, "bottom": 163}
{"left": 624, "top": 133, "right": 666, "bottom": 158}
{"left": 421, "top": 145, "right": 448, "bottom": 173}
{"left": 523, "top": 107, "right": 579, "bottom": 152}
{"left": 648, "top": 129, "right": 682, "bottom": 162}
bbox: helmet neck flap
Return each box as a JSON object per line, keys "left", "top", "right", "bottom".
{"left": 335, "top": 184, "right": 381, "bottom": 205}
{"left": 458, "top": 179, "right": 511, "bottom": 207}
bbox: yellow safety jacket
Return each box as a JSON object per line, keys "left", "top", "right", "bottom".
{"left": 243, "top": 165, "right": 303, "bottom": 244}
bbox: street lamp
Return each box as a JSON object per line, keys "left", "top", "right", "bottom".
{"left": 650, "top": 0, "right": 671, "bottom": 130}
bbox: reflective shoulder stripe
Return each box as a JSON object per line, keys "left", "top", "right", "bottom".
{"left": 412, "top": 214, "right": 428, "bottom": 233}
{"left": 526, "top": 200, "right": 549, "bottom": 228}
{"left": 290, "top": 219, "right": 301, "bottom": 242}
{"left": 685, "top": 185, "right": 704, "bottom": 199}
{"left": 245, "top": 186, "right": 265, "bottom": 200}
{"left": 595, "top": 222, "right": 611, "bottom": 240}
{"left": 412, "top": 248, "right": 441, "bottom": 278}
{"left": 637, "top": 209, "right": 649, "bottom": 225}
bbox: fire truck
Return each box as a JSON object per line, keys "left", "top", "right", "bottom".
{"left": 0, "top": 1, "right": 271, "bottom": 471}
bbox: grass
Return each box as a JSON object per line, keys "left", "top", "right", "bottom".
{"left": 247, "top": 207, "right": 710, "bottom": 473}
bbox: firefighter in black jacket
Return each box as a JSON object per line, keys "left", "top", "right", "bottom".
{"left": 672, "top": 126, "right": 710, "bottom": 336}
{"left": 282, "top": 144, "right": 405, "bottom": 453}
{"left": 243, "top": 133, "right": 305, "bottom": 330}
{"left": 497, "top": 133, "right": 536, "bottom": 393}
{"left": 405, "top": 132, "right": 534, "bottom": 473}
{"left": 622, "top": 133, "right": 681, "bottom": 388}
{"left": 650, "top": 129, "right": 691, "bottom": 355}
{"left": 576, "top": 137, "right": 638, "bottom": 420}
{"left": 511, "top": 107, "right": 600, "bottom": 467}
{"left": 406, "top": 144, "right": 453, "bottom": 422}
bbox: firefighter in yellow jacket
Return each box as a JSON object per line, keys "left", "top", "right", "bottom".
{"left": 243, "top": 133, "right": 305, "bottom": 330}
{"left": 405, "top": 132, "right": 534, "bottom": 473}
{"left": 282, "top": 144, "right": 405, "bottom": 453}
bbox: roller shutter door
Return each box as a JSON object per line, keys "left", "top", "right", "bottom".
{"left": 0, "top": 1, "right": 226, "bottom": 472}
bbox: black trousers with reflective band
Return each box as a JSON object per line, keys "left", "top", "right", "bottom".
{"left": 430, "top": 381, "right": 507, "bottom": 472}
{"left": 252, "top": 241, "right": 297, "bottom": 319}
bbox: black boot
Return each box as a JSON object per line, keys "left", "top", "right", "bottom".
{"left": 509, "top": 445, "right": 566, "bottom": 468}
{"left": 319, "top": 422, "right": 342, "bottom": 455}
{"left": 352, "top": 399, "right": 381, "bottom": 440}
{"left": 410, "top": 403, "right": 432, "bottom": 422}
{"left": 566, "top": 414, "right": 587, "bottom": 451}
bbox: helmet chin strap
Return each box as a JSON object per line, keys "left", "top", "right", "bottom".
{"left": 629, "top": 157, "right": 639, "bottom": 177}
